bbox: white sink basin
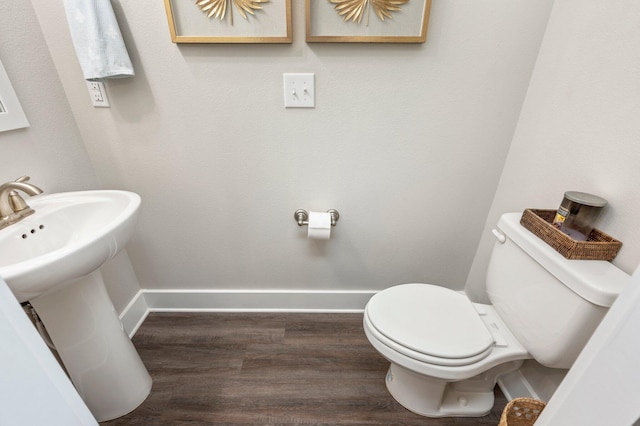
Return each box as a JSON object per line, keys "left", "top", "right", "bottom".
{"left": 0, "top": 190, "right": 151, "bottom": 421}
{"left": 0, "top": 190, "right": 140, "bottom": 302}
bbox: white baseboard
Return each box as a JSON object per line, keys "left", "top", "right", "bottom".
{"left": 497, "top": 370, "right": 540, "bottom": 401}
{"left": 119, "top": 289, "right": 376, "bottom": 337}
{"left": 119, "top": 291, "right": 149, "bottom": 337}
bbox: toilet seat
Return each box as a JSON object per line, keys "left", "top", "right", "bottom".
{"left": 366, "top": 284, "right": 495, "bottom": 367}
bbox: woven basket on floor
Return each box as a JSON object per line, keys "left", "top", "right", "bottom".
{"left": 498, "top": 398, "right": 546, "bottom": 426}
{"left": 520, "top": 209, "right": 622, "bottom": 261}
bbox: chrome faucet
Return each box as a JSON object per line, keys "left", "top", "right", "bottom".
{"left": 0, "top": 176, "right": 43, "bottom": 230}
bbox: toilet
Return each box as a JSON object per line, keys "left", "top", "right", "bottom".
{"left": 363, "top": 212, "right": 629, "bottom": 417}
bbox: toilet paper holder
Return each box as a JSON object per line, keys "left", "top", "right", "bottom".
{"left": 294, "top": 209, "right": 340, "bottom": 227}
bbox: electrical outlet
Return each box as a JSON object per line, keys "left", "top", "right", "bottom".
{"left": 86, "top": 81, "right": 110, "bottom": 108}
{"left": 283, "top": 73, "right": 315, "bottom": 108}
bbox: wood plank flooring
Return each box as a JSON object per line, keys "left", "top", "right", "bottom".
{"left": 101, "top": 313, "right": 507, "bottom": 425}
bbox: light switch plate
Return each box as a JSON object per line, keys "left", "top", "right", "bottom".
{"left": 283, "top": 73, "right": 315, "bottom": 108}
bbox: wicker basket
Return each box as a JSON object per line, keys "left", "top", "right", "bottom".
{"left": 499, "top": 398, "right": 546, "bottom": 426}
{"left": 520, "top": 209, "right": 622, "bottom": 261}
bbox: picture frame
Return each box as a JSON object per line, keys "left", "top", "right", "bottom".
{"left": 306, "top": 0, "right": 432, "bottom": 43}
{"left": 164, "top": 0, "right": 292, "bottom": 44}
{"left": 0, "top": 59, "right": 29, "bottom": 133}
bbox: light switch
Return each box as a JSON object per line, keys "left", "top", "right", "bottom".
{"left": 86, "top": 81, "right": 110, "bottom": 108}
{"left": 283, "top": 73, "right": 315, "bottom": 108}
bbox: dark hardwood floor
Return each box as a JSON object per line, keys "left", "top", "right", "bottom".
{"left": 101, "top": 313, "right": 507, "bottom": 425}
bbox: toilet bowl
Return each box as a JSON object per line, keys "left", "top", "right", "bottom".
{"left": 363, "top": 212, "right": 629, "bottom": 417}
{"left": 364, "top": 284, "right": 528, "bottom": 417}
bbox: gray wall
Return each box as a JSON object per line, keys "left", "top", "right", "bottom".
{"left": 466, "top": 0, "right": 640, "bottom": 300}
{"left": 29, "top": 0, "right": 553, "bottom": 298}
{"left": 0, "top": 1, "right": 96, "bottom": 191}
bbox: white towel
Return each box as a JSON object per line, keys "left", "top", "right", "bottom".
{"left": 63, "top": 0, "right": 135, "bottom": 81}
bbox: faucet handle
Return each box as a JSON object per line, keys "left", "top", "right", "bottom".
{"left": 11, "top": 175, "right": 43, "bottom": 194}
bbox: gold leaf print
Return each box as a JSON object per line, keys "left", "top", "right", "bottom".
{"left": 329, "top": 0, "right": 409, "bottom": 25}
{"left": 195, "top": 0, "right": 270, "bottom": 24}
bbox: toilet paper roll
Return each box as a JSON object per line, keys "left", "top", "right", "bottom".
{"left": 307, "top": 211, "right": 331, "bottom": 240}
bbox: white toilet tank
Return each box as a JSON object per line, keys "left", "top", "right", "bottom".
{"left": 486, "top": 213, "right": 628, "bottom": 369}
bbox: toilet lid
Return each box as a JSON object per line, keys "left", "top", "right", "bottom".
{"left": 366, "top": 284, "right": 494, "bottom": 362}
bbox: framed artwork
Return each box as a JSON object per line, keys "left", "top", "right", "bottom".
{"left": 0, "top": 59, "right": 29, "bottom": 133}
{"left": 306, "top": 0, "right": 432, "bottom": 43}
{"left": 164, "top": 0, "right": 292, "bottom": 43}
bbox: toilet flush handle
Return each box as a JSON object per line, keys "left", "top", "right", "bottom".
{"left": 491, "top": 228, "right": 506, "bottom": 244}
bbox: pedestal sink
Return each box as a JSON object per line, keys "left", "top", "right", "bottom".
{"left": 0, "top": 190, "right": 151, "bottom": 422}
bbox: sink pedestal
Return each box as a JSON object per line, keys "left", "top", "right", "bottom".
{"left": 30, "top": 270, "right": 151, "bottom": 422}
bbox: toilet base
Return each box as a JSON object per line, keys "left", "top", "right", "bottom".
{"left": 385, "top": 361, "right": 522, "bottom": 417}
